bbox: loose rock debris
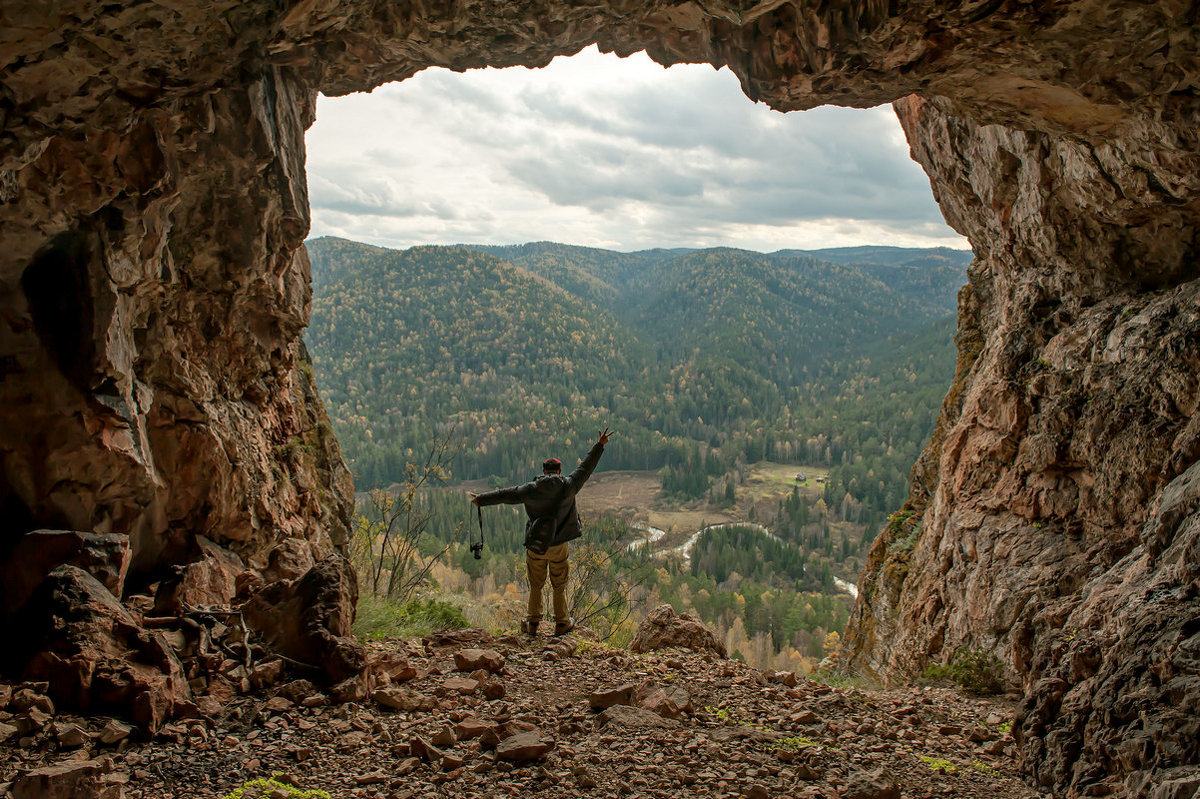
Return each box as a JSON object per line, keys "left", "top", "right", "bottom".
{"left": 0, "top": 629, "right": 1036, "bottom": 798}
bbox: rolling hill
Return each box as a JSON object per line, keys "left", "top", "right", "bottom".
{"left": 304, "top": 237, "right": 966, "bottom": 521}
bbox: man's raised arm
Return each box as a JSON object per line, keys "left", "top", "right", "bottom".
{"left": 566, "top": 427, "right": 613, "bottom": 491}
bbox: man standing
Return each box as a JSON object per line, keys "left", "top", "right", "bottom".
{"left": 472, "top": 427, "right": 613, "bottom": 636}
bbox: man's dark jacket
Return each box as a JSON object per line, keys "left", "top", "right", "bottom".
{"left": 474, "top": 442, "right": 605, "bottom": 549}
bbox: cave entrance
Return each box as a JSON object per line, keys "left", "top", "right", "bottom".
{"left": 301, "top": 46, "right": 971, "bottom": 669}
{"left": 305, "top": 46, "right": 964, "bottom": 252}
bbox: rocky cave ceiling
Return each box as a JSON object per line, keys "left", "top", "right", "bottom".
{"left": 2, "top": 2, "right": 1199, "bottom": 797}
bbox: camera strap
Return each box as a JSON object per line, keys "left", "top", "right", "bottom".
{"left": 476, "top": 505, "right": 485, "bottom": 550}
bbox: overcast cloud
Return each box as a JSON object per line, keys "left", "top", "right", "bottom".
{"left": 305, "top": 46, "right": 968, "bottom": 253}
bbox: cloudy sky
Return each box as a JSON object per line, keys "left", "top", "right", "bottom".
{"left": 305, "top": 46, "right": 968, "bottom": 254}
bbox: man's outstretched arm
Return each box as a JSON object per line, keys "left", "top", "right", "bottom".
{"left": 566, "top": 427, "right": 613, "bottom": 491}
{"left": 472, "top": 480, "right": 536, "bottom": 507}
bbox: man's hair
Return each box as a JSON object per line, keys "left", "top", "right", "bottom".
{"left": 542, "top": 457, "right": 562, "bottom": 473}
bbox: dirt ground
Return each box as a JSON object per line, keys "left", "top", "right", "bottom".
{"left": 26, "top": 629, "right": 1039, "bottom": 799}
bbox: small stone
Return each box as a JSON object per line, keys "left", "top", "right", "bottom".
{"left": 370, "top": 652, "right": 417, "bottom": 683}
{"left": 630, "top": 605, "right": 726, "bottom": 657}
{"left": 639, "top": 687, "right": 689, "bottom": 719}
{"left": 11, "top": 758, "right": 119, "bottom": 799}
{"left": 768, "top": 671, "right": 799, "bottom": 687}
{"left": 575, "top": 768, "right": 598, "bottom": 789}
{"left": 263, "top": 696, "right": 293, "bottom": 713}
{"left": 483, "top": 680, "right": 506, "bottom": 700}
{"left": 354, "top": 772, "right": 387, "bottom": 785}
{"left": 843, "top": 768, "right": 900, "bottom": 799}
{"left": 595, "top": 705, "right": 681, "bottom": 730}
{"left": 442, "top": 753, "right": 467, "bottom": 771}
{"left": 496, "top": 731, "right": 554, "bottom": 762}
{"left": 589, "top": 684, "right": 636, "bottom": 709}
{"left": 329, "top": 674, "right": 369, "bottom": 703}
{"left": 443, "top": 676, "right": 480, "bottom": 695}
{"left": 454, "top": 649, "right": 505, "bottom": 673}
{"left": 53, "top": 723, "right": 91, "bottom": 748}
{"left": 478, "top": 728, "right": 502, "bottom": 749}
{"left": 410, "top": 736, "right": 445, "bottom": 762}
{"left": 17, "top": 708, "right": 51, "bottom": 736}
{"left": 250, "top": 659, "right": 286, "bottom": 689}
{"left": 454, "top": 718, "right": 495, "bottom": 740}
{"left": 373, "top": 688, "right": 422, "bottom": 712}
{"left": 194, "top": 696, "right": 224, "bottom": 718}
{"left": 11, "top": 689, "right": 54, "bottom": 715}
{"left": 430, "top": 726, "right": 456, "bottom": 747}
{"left": 99, "top": 720, "right": 133, "bottom": 745}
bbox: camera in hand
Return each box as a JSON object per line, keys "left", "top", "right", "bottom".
{"left": 470, "top": 541, "right": 483, "bottom": 559}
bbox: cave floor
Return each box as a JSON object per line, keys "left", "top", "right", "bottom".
{"left": 2, "top": 631, "right": 1038, "bottom": 799}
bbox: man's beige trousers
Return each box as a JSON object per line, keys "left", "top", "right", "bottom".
{"left": 526, "top": 542, "right": 569, "bottom": 623}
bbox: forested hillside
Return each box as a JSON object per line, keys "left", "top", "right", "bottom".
{"left": 306, "top": 237, "right": 966, "bottom": 526}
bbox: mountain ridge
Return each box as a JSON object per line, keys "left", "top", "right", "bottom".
{"left": 304, "top": 237, "right": 963, "bottom": 530}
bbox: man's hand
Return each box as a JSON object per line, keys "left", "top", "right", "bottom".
{"left": 469, "top": 492, "right": 481, "bottom": 507}
{"left": 597, "top": 426, "right": 614, "bottom": 446}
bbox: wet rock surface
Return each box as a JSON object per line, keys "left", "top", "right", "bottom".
{"left": 0, "top": 631, "right": 1033, "bottom": 799}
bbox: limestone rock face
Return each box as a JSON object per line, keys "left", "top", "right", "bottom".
{"left": 3, "top": 2, "right": 1200, "bottom": 796}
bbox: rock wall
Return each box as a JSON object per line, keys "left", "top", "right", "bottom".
{"left": 0, "top": 51, "right": 352, "bottom": 583}
{"left": 2, "top": 1, "right": 1198, "bottom": 795}
{"left": 842, "top": 94, "right": 1200, "bottom": 796}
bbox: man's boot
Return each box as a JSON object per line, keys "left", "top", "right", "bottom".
{"left": 553, "top": 617, "right": 575, "bottom": 637}
{"left": 522, "top": 619, "right": 540, "bottom": 637}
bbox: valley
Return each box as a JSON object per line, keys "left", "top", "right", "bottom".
{"left": 306, "top": 237, "right": 967, "bottom": 672}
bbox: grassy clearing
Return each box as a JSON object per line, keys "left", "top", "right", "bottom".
{"left": 743, "top": 462, "right": 830, "bottom": 501}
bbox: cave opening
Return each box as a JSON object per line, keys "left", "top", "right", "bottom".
{"left": 300, "top": 46, "right": 974, "bottom": 671}
{"left": 3, "top": 6, "right": 1198, "bottom": 794}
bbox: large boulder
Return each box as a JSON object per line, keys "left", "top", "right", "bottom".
{"left": 152, "top": 535, "right": 247, "bottom": 614}
{"left": 10, "top": 566, "right": 188, "bottom": 734}
{"left": 242, "top": 555, "right": 366, "bottom": 685}
{"left": 630, "top": 605, "right": 726, "bottom": 658}
{"left": 0, "top": 531, "right": 130, "bottom": 620}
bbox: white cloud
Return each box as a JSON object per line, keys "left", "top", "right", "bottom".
{"left": 305, "top": 46, "right": 967, "bottom": 252}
